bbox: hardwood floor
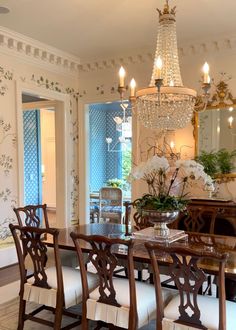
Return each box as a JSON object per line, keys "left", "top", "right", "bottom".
{"left": 0, "top": 264, "right": 20, "bottom": 287}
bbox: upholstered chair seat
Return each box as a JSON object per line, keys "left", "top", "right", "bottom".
{"left": 25, "top": 266, "right": 99, "bottom": 308}
{"left": 9, "top": 224, "right": 98, "bottom": 329}
{"left": 145, "top": 241, "right": 232, "bottom": 330}
{"left": 87, "top": 277, "right": 175, "bottom": 329}
{"left": 71, "top": 232, "right": 179, "bottom": 329}
{"left": 163, "top": 294, "right": 236, "bottom": 330}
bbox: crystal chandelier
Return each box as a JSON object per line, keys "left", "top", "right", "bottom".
{"left": 118, "top": 1, "right": 211, "bottom": 130}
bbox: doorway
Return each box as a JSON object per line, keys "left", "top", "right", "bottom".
{"left": 17, "top": 83, "right": 71, "bottom": 228}
{"left": 22, "top": 95, "right": 56, "bottom": 225}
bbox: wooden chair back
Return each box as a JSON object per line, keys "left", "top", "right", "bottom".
{"left": 13, "top": 204, "right": 49, "bottom": 228}
{"left": 123, "top": 201, "right": 153, "bottom": 231}
{"left": 9, "top": 224, "right": 63, "bottom": 293}
{"left": 70, "top": 232, "right": 138, "bottom": 329}
{"left": 145, "top": 242, "right": 228, "bottom": 330}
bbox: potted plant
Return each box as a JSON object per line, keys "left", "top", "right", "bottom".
{"left": 128, "top": 156, "right": 213, "bottom": 235}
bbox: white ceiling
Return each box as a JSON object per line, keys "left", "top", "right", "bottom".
{"left": 0, "top": 0, "right": 235, "bottom": 62}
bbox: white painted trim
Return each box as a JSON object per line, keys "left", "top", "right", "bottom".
{"left": 16, "top": 81, "right": 71, "bottom": 228}
{"left": 0, "top": 26, "right": 80, "bottom": 76}
{"left": 22, "top": 100, "right": 57, "bottom": 110}
{"left": 79, "top": 35, "right": 236, "bottom": 72}
{"left": 78, "top": 101, "right": 90, "bottom": 224}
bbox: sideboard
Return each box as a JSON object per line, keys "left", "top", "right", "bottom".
{"left": 124, "top": 199, "right": 236, "bottom": 237}
{"left": 174, "top": 199, "right": 236, "bottom": 236}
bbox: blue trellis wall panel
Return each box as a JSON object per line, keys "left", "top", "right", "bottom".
{"left": 89, "top": 102, "right": 131, "bottom": 191}
{"left": 23, "top": 110, "right": 42, "bottom": 205}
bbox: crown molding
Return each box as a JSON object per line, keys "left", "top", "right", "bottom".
{"left": 79, "top": 35, "right": 236, "bottom": 72}
{"left": 0, "top": 26, "right": 81, "bottom": 76}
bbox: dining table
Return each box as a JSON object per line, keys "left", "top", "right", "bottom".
{"left": 44, "top": 223, "right": 236, "bottom": 280}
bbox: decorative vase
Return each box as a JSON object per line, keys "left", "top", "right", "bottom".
{"left": 140, "top": 209, "right": 179, "bottom": 236}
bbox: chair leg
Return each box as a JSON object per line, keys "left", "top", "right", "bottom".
{"left": 137, "top": 270, "right": 142, "bottom": 281}
{"left": 18, "top": 297, "right": 26, "bottom": 330}
{"left": 54, "top": 304, "right": 63, "bottom": 330}
{"left": 82, "top": 318, "right": 89, "bottom": 330}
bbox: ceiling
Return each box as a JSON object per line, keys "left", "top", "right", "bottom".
{"left": 0, "top": 0, "right": 235, "bottom": 62}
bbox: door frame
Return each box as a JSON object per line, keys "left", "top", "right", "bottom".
{"left": 16, "top": 81, "right": 71, "bottom": 228}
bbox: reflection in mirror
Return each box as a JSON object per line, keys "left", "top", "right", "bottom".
{"left": 195, "top": 76, "right": 236, "bottom": 176}
{"left": 197, "top": 107, "right": 236, "bottom": 154}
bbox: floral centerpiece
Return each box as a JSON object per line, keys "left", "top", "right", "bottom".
{"left": 129, "top": 155, "right": 213, "bottom": 235}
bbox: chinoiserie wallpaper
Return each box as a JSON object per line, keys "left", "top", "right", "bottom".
{"left": 0, "top": 57, "right": 80, "bottom": 253}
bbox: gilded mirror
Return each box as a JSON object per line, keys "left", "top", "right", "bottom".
{"left": 194, "top": 77, "right": 236, "bottom": 177}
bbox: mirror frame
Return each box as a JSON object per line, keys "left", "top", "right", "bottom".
{"left": 194, "top": 79, "right": 236, "bottom": 178}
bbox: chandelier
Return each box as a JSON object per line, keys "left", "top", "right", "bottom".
{"left": 105, "top": 103, "right": 132, "bottom": 152}
{"left": 118, "top": 0, "right": 211, "bottom": 130}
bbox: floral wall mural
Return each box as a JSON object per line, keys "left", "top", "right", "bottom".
{"left": 0, "top": 57, "right": 80, "bottom": 256}
{"left": 0, "top": 101, "right": 17, "bottom": 248}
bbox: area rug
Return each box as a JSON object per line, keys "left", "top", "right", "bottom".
{"left": 0, "top": 280, "right": 20, "bottom": 304}
{"left": 0, "top": 297, "right": 155, "bottom": 329}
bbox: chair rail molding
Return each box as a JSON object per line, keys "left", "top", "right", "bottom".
{"left": 0, "top": 26, "right": 81, "bottom": 76}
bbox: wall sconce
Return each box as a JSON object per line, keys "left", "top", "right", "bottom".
{"left": 106, "top": 136, "right": 130, "bottom": 152}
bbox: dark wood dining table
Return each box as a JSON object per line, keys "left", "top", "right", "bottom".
{"left": 44, "top": 223, "right": 236, "bottom": 280}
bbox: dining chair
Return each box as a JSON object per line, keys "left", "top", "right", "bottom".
{"left": 70, "top": 232, "right": 175, "bottom": 329}
{"left": 99, "top": 187, "right": 124, "bottom": 223}
{"left": 9, "top": 224, "right": 99, "bottom": 330}
{"left": 13, "top": 204, "right": 78, "bottom": 268}
{"left": 145, "top": 241, "right": 236, "bottom": 330}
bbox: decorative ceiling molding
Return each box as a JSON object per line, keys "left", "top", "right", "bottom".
{"left": 79, "top": 36, "right": 236, "bottom": 72}
{"left": 0, "top": 26, "right": 81, "bottom": 76}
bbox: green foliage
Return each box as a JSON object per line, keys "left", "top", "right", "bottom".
{"left": 122, "top": 149, "right": 132, "bottom": 179}
{"left": 106, "top": 178, "right": 124, "bottom": 188}
{"left": 133, "top": 194, "right": 188, "bottom": 212}
{"left": 217, "top": 149, "right": 236, "bottom": 174}
{"left": 196, "top": 149, "right": 236, "bottom": 176}
{"left": 195, "top": 151, "right": 218, "bottom": 177}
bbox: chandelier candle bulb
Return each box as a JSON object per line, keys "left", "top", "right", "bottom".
{"left": 130, "top": 78, "right": 136, "bottom": 97}
{"left": 155, "top": 56, "right": 162, "bottom": 79}
{"left": 203, "top": 62, "right": 210, "bottom": 84}
{"left": 119, "top": 66, "right": 125, "bottom": 87}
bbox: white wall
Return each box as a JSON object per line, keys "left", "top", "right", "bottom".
{"left": 40, "top": 108, "right": 56, "bottom": 208}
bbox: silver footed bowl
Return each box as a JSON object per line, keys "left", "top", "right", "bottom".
{"left": 140, "top": 209, "right": 179, "bottom": 236}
